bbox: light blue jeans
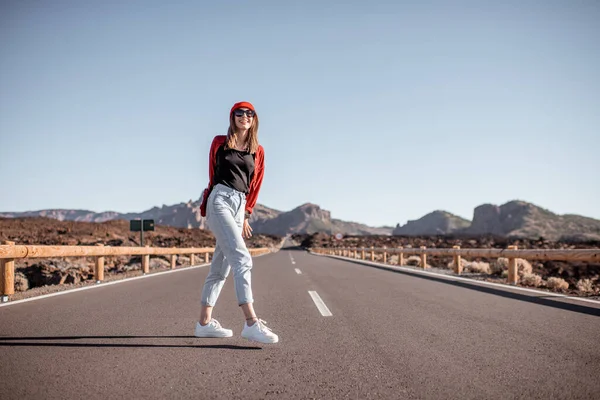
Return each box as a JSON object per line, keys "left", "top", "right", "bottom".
{"left": 201, "top": 183, "right": 254, "bottom": 306}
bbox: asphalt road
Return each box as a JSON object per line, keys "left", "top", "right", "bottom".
{"left": 1, "top": 244, "right": 599, "bottom": 399}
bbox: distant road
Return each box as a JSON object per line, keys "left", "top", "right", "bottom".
{"left": 1, "top": 243, "right": 599, "bottom": 399}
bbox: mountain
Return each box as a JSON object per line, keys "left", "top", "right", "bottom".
{"left": 0, "top": 209, "right": 121, "bottom": 222}
{"left": 250, "top": 203, "right": 393, "bottom": 236}
{"left": 1, "top": 202, "right": 211, "bottom": 230}
{"left": 390, "top": 201, "right": 600, "bottom": 241}
{"left": 465, "top": 200, "right": 600, "bottom": 241}
{"left": 3, "top": 199, "right": 598, "bottom": 240}
{"left": 392, "top": 210, "right": 471, "bottom": 235}
{"left": 0, "top": 201, "right": 392, "bottom": 236}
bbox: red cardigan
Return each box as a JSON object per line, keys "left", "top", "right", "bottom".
{"left": 200, "top": 135, "right": 265, "bottom": 217}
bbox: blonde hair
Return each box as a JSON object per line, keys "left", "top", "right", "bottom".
{"left": 226, "top": 112, "right": 259, "bottom": 154}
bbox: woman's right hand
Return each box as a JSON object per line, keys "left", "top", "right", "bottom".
{"left": 242, "top": 219, "right": 253, "bottom": 239}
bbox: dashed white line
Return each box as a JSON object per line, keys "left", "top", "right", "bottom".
{"left": 308, "top": 291, "right": 333, "bottom": 317}
{"left": 295, "top": 268, "right": 302, "bottom": 274}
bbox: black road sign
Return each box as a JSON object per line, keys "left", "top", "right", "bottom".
{"left": 130, "top": 219, "right": 155, "bottom": 232}
{"left": 130, "top": 219, "right": 155, "bottom": 247}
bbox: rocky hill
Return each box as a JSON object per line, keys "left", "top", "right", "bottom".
{"left": 0, "top": 201, "right": 210, "bottom": 230}
{"left": 250, "top": 203, "right": 392, "bottom": 236}
{"left": 390, "top": 201, "right": 600, "bottom": 241}
{"left": 465, "top": 201, "right": 600, "bottom": 241}
{"left": 393, "top": 211, "right": 470, "bottom": 235}
{"left": 0, "top": 209, "right": 122, "bottom": 223}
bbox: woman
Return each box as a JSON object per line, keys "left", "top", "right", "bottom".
{"left": 194, "top": 101, "right": 278, "bottom": 344}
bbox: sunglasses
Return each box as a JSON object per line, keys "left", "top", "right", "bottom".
{"left": 233, "top": 109, "right": 255, "bottom": 118}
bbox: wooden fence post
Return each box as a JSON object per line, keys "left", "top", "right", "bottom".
{"left": 453, "top": 245, "right": 462, "bottom": 274}
{"left": 420, "top": 246, "right": 427, "bottom": 269}
{"left": 361, "top": 248, "right": 365, "bottom": 260}
{"left": 190, "top": 254, "right": 195, "bottom": 265}
{"left": 142, "top": 245, "right": 150, "bottom": 274}
{"left": 205, "top": 252, "right": 210, "bottom": 263}
{"left": 370, "top": 246, "right": 375, "bottom": 261}
{"left": 95, "top": 243, "right": 104, "bottom": 283}
{"left": 383, "top": 246, "right": 387, "bottom": 263}
{"left": 1, "top": 241, "right": 15, "bottom": 301}
{"left": 171, "top": 249, "right": 177, "bottom": 269}
{"left": 507, "top": 245, "right": 518, "bottom": 284}
{"left": 398, "top": 247, "right": 404, "bottom": 266}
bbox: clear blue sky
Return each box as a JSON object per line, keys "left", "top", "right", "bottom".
{"left": 1, "top": 0, "right": 598, "bottom": 227}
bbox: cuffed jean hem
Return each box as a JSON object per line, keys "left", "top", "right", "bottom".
{"left": 200, "top": 299, "right": 254, "bottom": 307}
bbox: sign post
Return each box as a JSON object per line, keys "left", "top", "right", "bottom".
{"left": 130, "top": 219, "right": 155, "bottom": 246}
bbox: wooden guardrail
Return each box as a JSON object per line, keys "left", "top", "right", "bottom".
{"left": 311, "top": 246, "right": 600, "bottom": 285}
{"left": 0, "top": 241, "right": 271, "bottom": 300}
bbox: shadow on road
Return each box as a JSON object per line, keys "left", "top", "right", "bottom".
{"left": 0, "top": 336, "right": 262, "bottom": 350}
{"left": 281, "top": 245, "right": 305, "bottom": 251}
{"left": 335, "top": 258, "right": 600, "bottom": 317}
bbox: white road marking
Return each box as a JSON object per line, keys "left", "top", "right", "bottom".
{"left": 309, "top": 291, "right": 333, "bottom": 316}
{"left": 291, "top": 261, "right": 296, "bottom": 264}
{"left": 295, "top": 268, "right": 302, "bottom": 274}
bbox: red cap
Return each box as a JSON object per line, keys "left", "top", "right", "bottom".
{"left": 230, "top": 101, "right": 255, "bottom": 116}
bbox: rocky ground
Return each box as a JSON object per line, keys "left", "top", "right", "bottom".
{"left": 1, "top": 217, "right": 282, "bottom": 299}
{"left": 294, "top": 233, "right": 600, "bottom": 298}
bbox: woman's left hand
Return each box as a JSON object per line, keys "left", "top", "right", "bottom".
{"left": 242, "top": 219, "right": 253, "bottom": 238}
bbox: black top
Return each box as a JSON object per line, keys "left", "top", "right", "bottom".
{"left": 213, "top": 145, "right": 255, "bottom": 194}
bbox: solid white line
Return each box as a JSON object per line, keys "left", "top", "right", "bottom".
{"left": 308, "top": 290, "right": 333, "bottom": 316}
{"left": 291, "top": 260, "right": 296, "bottom": 264}
{"left": 295, "top": 268, "right": 302, "bottom": 274}
{"left": 313, "top": 253, "right": 600, "bottom": 306}
{"left": 0, "top": 252, "right": 279, "bottom": 309}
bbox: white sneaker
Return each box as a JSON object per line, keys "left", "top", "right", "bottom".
{"left": 194, "top": 319, "right": 233, "bottom": 338}
{"left": 241, "top": 319, "right": 279, "bottom": 344}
